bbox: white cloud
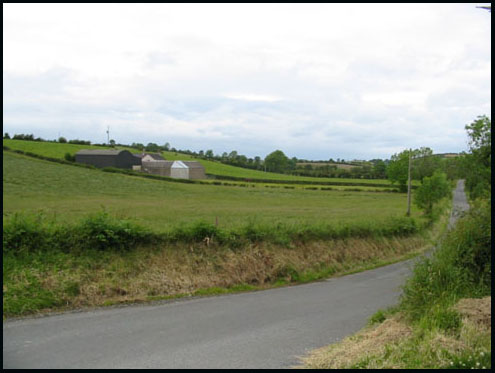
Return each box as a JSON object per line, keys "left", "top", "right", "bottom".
{"left": 3, "top": 3, "right": 491, "bottom": 159}
{"left": 223, "top": 94, "right": 283, "bottom": 103}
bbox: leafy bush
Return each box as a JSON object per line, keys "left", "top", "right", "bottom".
{"left": 3, "top": 212, "right": 55, "bottom": 254}
{"left": 414, "top": 171, "right": 451, "bottom": 217}
{"left": 3, "top": 211, "right": 153, "bottom": 254}
{"left": 169, "top": 221, "right": 224, "bottom": 243}
{"left": 64, "top": 152, "right": 75, "bottom": 162}
{"left": 78, "top": 212, "right": 153, "bottom": 251}
{"left": 399, "top": 200, "right": 491, "bottom": 322}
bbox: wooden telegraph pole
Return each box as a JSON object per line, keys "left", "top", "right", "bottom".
{"left": 406, "top": 149, "right": 412, "bottom": 216}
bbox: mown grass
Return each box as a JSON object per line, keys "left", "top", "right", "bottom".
{"left": 3, "top": 151, "right": 426, "bottom": 231}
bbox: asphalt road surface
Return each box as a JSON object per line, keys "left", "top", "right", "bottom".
{"left": 2, "top": 180, "right": 469, "bottom": 369}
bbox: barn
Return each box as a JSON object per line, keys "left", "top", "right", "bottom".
{"left": 181, "top": 161, "right": 206, "bottom": 179}
{"left": 75, "top": 149, "right": 142, "bottom": 169}
{"left": 141, "top": 160, "right": 174, "bottom": 177}
{"left": 139, "top": 153, "right": 165, "bottom": 162}
{"left": 142, "top": 160, "right": 206, "bottom": 179}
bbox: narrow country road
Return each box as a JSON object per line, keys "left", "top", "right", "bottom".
{"left": 2, "top": 181, "right": 469, "bottom": 369}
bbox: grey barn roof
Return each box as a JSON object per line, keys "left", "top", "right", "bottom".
{"left": 134, "top": 153, "right": 165, "bottom": 160}
{"left": 182, "top": 161, "right": 204, "bottom": 169}
{"left": 145, "top": 153, "right": 165, "bottom": 160}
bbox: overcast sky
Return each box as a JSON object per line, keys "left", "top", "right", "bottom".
{"left": 3, "top": 3, "right": 491, "bottom": 160}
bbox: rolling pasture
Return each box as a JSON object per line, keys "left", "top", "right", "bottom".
{"left": 3, "top": 144, "right": 434, "bottom": 318}
{"left": 3, "top": 139, "right": 412, "bottom": 186}
{"left": 3, "top": 150, "right": 424, "bottom": 232}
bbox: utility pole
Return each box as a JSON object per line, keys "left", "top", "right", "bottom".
{"left": 406, "top": 149, "right": 412, "bottom": 216}
{"left": 106, "top": 126, "right": 110, "bottom": 145}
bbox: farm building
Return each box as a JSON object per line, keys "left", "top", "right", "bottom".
{"left": 142, "top": 160, "right": 206, "bottom": 180}
{"left": 75, "top": 149, "right": 142, "bottom": 169}
{"left": 181, "top": 161, "right": 206, "bottom": 179}
{"left": 141, "top": 160, "right": 174, "bottom": 177}
{"left": 134, "top": 153, "right": 165, "bottom": 162}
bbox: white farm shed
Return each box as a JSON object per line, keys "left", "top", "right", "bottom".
{"left": 170, "top": 161, "right": 189, "bottom": 179}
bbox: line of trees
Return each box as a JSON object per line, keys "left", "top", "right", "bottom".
{"left": 4, "top": 133, "right": 92, "bottom": 145}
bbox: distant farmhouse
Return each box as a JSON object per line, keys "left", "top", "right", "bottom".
{"left": 75, "top": 149, "right": 206, "bottom": 179}
{"left": 135, "top": 153, "right": 165, "bottom": 162}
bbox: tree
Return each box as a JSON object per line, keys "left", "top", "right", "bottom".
{"left": 163, "top": 142, "right": 170, "bottom": 151}
{"left": 372, "top": 160, "right": 387, "bottom": 179}
{"left": 205, "top": 149, "right": 214, "bottom": 159}
{"left": 414, "top": 171, "right": 451, "bottom": 217}
{"left": 388, "top": 147, "right": 444, "bottom": 191}
{"left": 264, "top": 150, "right": 290, "bottom": 173}
{"left": 461, "top": 115, "right": 491, "bottom": 200}
{"left": 387, "top": 149, "right": 412, "bottom": 192}
{"left": 58, "top": 136, "right": 67, "bottom": 143}
{"left": 411, "top": 147, "right": 441, "bottom": 181}
{"left": 4, "top": 133, "right": 10, "bottom": 139}
{"left": 145, "top": 143, "right": 160, "bottom": 152}
{"left": 109, "top": 139, "right": 116, "bottom": 147}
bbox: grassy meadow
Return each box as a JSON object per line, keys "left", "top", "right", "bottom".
{"left": 3, "top": 151, "right": 426, "bottom": 232}
{"left": 3, "top": 141, "right": 444, "bottom": 318}
{"left": 3, "top": 139, "right": 415, "bottom": 186}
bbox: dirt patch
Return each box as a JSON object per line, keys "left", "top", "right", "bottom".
{"left": 454, "top": 296, "right": 491, "bottom": 330}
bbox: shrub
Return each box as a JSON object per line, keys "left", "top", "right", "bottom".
{"left": 414, "top": 171, "right": 451, "bottom": 217}
{"left": 169, "top": 221, "right": 224, "bottom": 243}
{"left": 78, "top": 212, "right": 153, "bottom": 251}
{"left": 64, "top": 152, "right": 75, "bottom": 162}
{"left": 3, "top": 212, "right": 53, "bottom": 254}
{"left": 3, "top": 211, "right": 154, "bottom": 254}
{"left": 399, "top": 200, "right": 491, "bottom": 322}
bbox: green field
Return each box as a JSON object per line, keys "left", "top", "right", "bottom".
{"left": 3, "top": 139, "right": 412, "bottom": 186}
{"left": 3, "top": 151, "right": 425, "bottom": 232}
{"left": 2, "top": 145, "right": 435, "bottom": 318}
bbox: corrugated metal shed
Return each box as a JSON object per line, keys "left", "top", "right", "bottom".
{"left": 182, "top": 161, "right": 206, "bottom": 179}
{"left": 75, "top": 149, "right": 141, "bottom": 169}
{"left": 142, "top": 160, "right": 173, "bottom": 177}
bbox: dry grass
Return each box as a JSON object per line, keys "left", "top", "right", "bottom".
{"left": 19, "top": 235, "right": 427, "bottom": 313}
{"left": 454, "top": 296, "right": 491, "bottom": 330}
{"left": 297, "top": 296, "right": 491, "bottom": 369}
{"left": 297, "top": 316, "right": 412, "bottom": 369}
